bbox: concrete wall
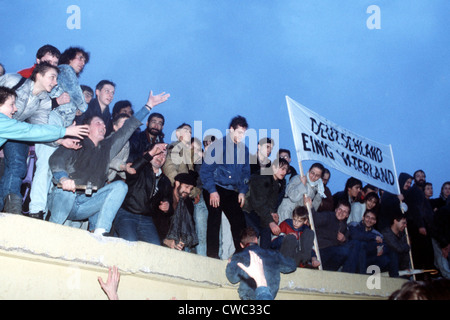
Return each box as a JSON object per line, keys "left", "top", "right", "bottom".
{"left": 0, "top": 213, "right": 406, "bottom": 300}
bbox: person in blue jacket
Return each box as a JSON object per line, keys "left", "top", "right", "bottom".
{"left": 226, "top": 227, "right": 296, "bottom": 300}
{"left": 200, "top": 115, "right": 251, "bottom": 259}
{"left": 0, "top": 86, "right": 89, "bottom": 210}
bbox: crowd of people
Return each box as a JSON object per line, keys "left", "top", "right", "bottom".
{"left": 1, "top": 44, "right": 449, "bottom": 300}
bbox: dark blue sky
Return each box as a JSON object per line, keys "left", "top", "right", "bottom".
{"left": 1, "top": 0, "right": 448, "bottom": 195}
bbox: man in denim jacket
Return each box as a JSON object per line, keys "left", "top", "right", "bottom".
{"left": 200, "top": 115, "right": 251, "bottom": 259}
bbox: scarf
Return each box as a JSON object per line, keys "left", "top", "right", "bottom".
{"left": 306, "top": 175, "right": 327, "bottom": 198}
{"left": 166, "top": 199, "right": 198, "bottom": 248}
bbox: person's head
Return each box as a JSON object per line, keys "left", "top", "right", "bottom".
{"left": 292, "top": 206, "right": 309, "bottom": 229}
{"left": 308, "top": 163, "right": 324, "bottom": 183}
{"left": 345, "top": 177, "right": 362, "bottom": 199}
{"left": 174, "top": 171, "right": 197, "bottom": 199}
{"left": 272, "top": 158, "right": 289, "bottom": 181}
{"left": 365, "top": 192, "right": 379, "bottom": 211}
{"left": 59, "top": 47, "right": 89, "bottom": 75}
{"left": 148, "top": 143, "right": 168, "bottom": 170}
{"left": 80, "top": 85, "right": 94, "bottom": 104}
{"left": 278, "top": 148, "right": 292, "bottom": 163}
{"left": 95, "top": 80, "right": 115, "bottom": 108}
{"left": 362, "top": 210, "right": 377, "bottom": 229}
{"left": 440, "top": 182, "right": 450, "bottom": 199}
{"left": 363, "top": 184, "right": 378, "bottom": 197}
{"left": 35, "top": 44, "right": 61, "bottom": 66}
{"left": 322, "top": 168, "right": 331, "bottom": 186}
{"left": 399, "top": 172, "right": 413, "bottom": 192}
{"left": 413, "top": 169, "right": 426, "bottom": 188}
{"left": 203, "top": 135, "right": 215, "bottom": 150}
{"left": 30, "top": 62, "right": 59, "bottom": 93}
{"left": 0, "top": 86, "right": 17, "bottom": 118}
{"left": 257, "top": 137, "right": 274, "bottom": 159}
{"left": 388, "top": 279, "right": 450, "bottom": 300}
{"left": 424, "top": 182, "right": 433, "bottom": 199}
{"left": 335, "top": 198, "right": 351, "bottom": 221}
{"left": 84, "top": 116, "right": 106, "bottom": 145}
{"left": 229, "top": 115, "right": 248, "bottom": 144}
{"left": 112, "top": 113, "right": 130, "bottom": 132}
{"left": 112, "top": 100, "right": 133, "bottom": 118}
{"left": 176, "top": 123, "right": 192, "bottom": 145}
{"left": 146, "top": 113, "right": 165, "bottom": 137}
{"left": 191, "top": 137, "right": 203, "bottom": 164}
{"left": 390, "top": 214, "right": 407, "bottom": 234}
{"left": 0, "top": 63, "right": 5, "bottom": 76}
{"left": 239, "top": 227, "right": 258, "bottom": 248}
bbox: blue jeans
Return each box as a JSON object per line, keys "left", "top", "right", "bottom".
{"left": 48, "top": 181, "right": 127, "bottom": 232}
{"left": 113, "top": 207, "right": 161, "bottom": 245}
{"left": 28, "top": 143, "right": 57, "bottom": 214}
{"left": 0, "top": 141, "right": 29, "bottom": 210}
{"left": 29, "top": 110, "right": 65, "bottom": 214}
{"left": 320, "top": 243, "right": 353, "bottom": 271}
{"left": 193, "top": 194, "right": 208, "bottom": 256}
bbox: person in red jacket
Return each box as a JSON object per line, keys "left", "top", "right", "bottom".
{"left": 17, "top": 44, "right": 60, "bottom": 78}
{"left": 272, "top": 202, "right": 320, "bottom": 268}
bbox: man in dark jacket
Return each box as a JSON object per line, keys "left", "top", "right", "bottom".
{"left": 127, "top": 112, "right": 165, "bottom": 162}
{"left": 313, "top": 198, "right": 357, "bottom": 271}
{"left": 348, "top": 210, "right": 391, "bottom": 275}
{"left": 243, "top": 158, "right": 289, "bottom": 249}
{"left": 48, "top": 91, "right": 170, "bottom": 235}
{"left": 226, "top": 227, "right": 296, "bottom": 300}
{"left": 76, "top": 80, "right": 115, "bottom": 136}
{"left": 382, "top": 214, "right": 411, "bottom": 277}
{"left": 405, "top": 169, "right": 435, "bottom": 272}
{"left": 113, "top": 143, "right": 172, "bottom": 245}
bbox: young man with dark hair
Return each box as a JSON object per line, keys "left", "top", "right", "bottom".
{"left": 226, "top": 226, "right": 296, "bottom": 300}
{"left": 128, "top": 112, "right": 165, "bottom": 162}
{"left": 77, "top": 80, "right": 115, "bottom": 136}
{"left": 243, "top": 158, "right": 289, "bottom": 249}
{"left": 250, "top": 137, "right": 274, "bottom": 175}
{"left": 333, "top": 176, "right": 362, "bottom": 209}
{"left": 313, "top": 198, "right": 357, "bottom": 271}
{"left": 18, "top": 44, "right": 61, "bottom": 78}
{"left": 348, "top": 210, "right": 392, "bottom": 275}
{"left": 382, "top": 214, "right": 411, "bottom": 277}
{"left": 200, "top": 115, "right": 251, "bottom": 259}
{"left": 0, "top": 62, "right": 60, "bottom": 214}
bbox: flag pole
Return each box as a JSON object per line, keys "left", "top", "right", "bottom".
{"left": 286, "top": 96, "right": 323, "bottom": 270}
{"left": 389, "top": 144, "right": 416, "bottom": 280}
{"left": 298, "top": 161, "right": 323, "bottom": 271}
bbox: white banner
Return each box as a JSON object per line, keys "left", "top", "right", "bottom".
{"left": 286, "top": 96, "right": 400, "bottom": 194}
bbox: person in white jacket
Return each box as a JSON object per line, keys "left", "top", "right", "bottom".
{"left": 277, "top": 162, "right": 327, "bottom": 224}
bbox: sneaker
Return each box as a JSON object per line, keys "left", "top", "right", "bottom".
{"left": 28, "top": 211, "right": 45, "bottom": 220}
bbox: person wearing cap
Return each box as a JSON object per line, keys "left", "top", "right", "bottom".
{"left": 163, "top": 171, "right": 199, "bottom": 251}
